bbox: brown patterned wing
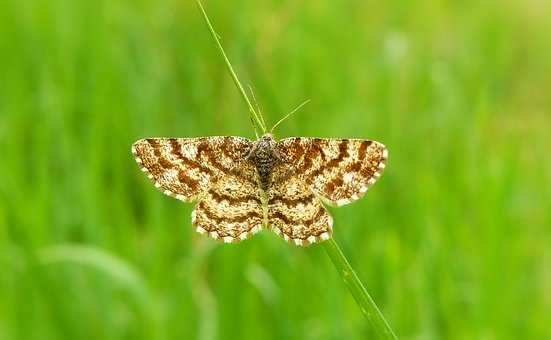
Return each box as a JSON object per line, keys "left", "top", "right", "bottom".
{"left": 131, "top": 136, "right": 253, "bottom": 202}
{"left": 275, "top": 137, "right": 388, "bottom": 206}
{"left": 192, "top": 171, "right": 265, "bottom": 243}
{"left": 267, "top": 171, "right": 333, "bottom": 246}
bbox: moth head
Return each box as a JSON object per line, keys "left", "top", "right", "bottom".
{"left": 259, "top": 133, "right": 276, "bottom": 147}
{"left": 261, "top": 132, "right": 274, "bottom": 141}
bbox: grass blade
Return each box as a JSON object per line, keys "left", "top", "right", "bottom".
{"left": 195, "top": 0, "right": 267, "bottom": 136}
{"left": 38, "top": 244, "right": 150, "bottom": 306}
{"left": 323, "top": 238, "right": 398, "bottom": 339}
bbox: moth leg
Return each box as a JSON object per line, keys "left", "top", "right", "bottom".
{"left": 244, "top": 142, "right": 258, "bottom": 162}
{"left": 227, "top": 142, "right": 258, "bottom": 179}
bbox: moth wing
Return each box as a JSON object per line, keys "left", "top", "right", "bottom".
{"left": 275, "top": 137, "right": 387, "bottom": 206}
{"left": 192, "top": 170, "right": 265, "bottom": 243}
{"left": 267, "top": 173, "right": 333, "bottom": 246}
{"left": 131, "top": 136, "right": 253, "bottom": 202}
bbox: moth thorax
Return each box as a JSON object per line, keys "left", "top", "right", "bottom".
{"left": 254, "top": 135, "right": 277, "bottom": 190}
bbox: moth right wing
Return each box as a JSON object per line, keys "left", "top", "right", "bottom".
{"left": 275, "top": 137, "right": 388, "bottom": 207}
{"left": 131, "top": 136, "right": 253, "bottom": 202}
{"left": 267, "top": 170, "right": 333, "bottom": 246}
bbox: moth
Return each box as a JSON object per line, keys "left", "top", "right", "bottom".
{"left": 131, "top": 133, "right": 387, "bottom": 246}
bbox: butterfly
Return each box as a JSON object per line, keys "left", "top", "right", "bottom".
{"left": 131, "top": 133, "right": 388, "bottom": 246}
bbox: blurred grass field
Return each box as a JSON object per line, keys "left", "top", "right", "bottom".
{"left": 1, "top": 0, "right": 550, "bottom": 339}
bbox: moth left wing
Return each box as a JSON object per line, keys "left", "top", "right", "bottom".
{"left": 131, "top": 137, "right": 253, "bottom": 202}
{"left": 193, "top": 172, "right": 264, "bottom": 243}
{"left": 275, "top": 137, "right": 388, "bottom": 206}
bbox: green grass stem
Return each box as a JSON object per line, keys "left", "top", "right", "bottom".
{"left": 196, "top": 0, "right": 266, "bottom": 137}
{"left": 323, "top": 238, "right": 398, "bottom": 339}
{"left": 196, "top": 2, "right": 398, "bottom": 337}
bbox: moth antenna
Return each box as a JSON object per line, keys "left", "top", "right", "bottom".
{"left": 271, "top": 99, "right": 311, "bottom": 134}
{"left": 248, "top": 84, "right": 267, "bottom": 130}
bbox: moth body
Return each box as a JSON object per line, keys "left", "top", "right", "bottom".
{"left": 247, "top": 133, "right": 279, "bottom": 191}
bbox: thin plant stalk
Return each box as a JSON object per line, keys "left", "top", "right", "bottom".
{"left": 196, "top": 0, "right": 266, "bottom": 137}
{"left": 323, "top": 239, "right": 398, "bottom": 339}
{"left": 195, "top": 1, "right": 397, "bottom": 338}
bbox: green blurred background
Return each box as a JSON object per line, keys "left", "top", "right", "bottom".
{"left": 1, "top": 0, "right": 550, "bottom": 339}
